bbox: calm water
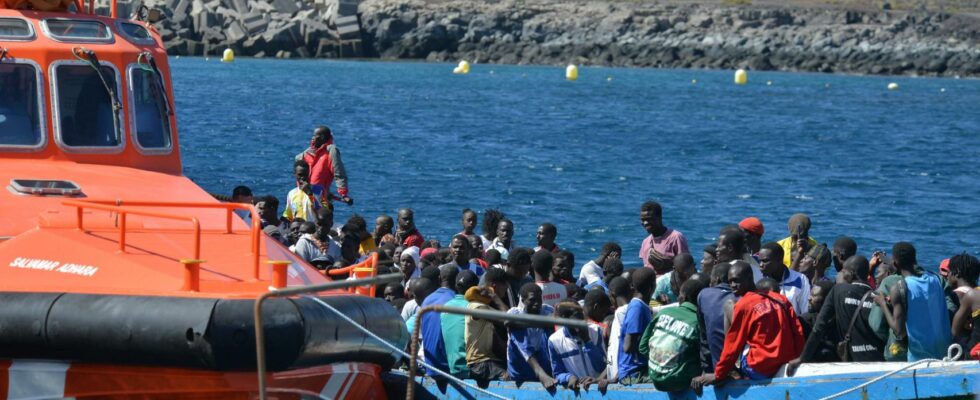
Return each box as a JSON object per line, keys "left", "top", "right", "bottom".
{"left": 172, "top": 58, "right": 980, "bottom": 272}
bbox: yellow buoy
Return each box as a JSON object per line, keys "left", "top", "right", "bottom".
{"left": 565, "top": 64, "right": 578, "bottom": 81}
{"left": 221, "top": 48, "right": 234, "bottom": 63}
{"left": 453, "top": 60, "right": 470, "bottom": 74}
{"left": 887, "top": 82, "right": 899, "bottom": 91}
{"left": 734, "top": 69, "right": 748, "bottom": 85}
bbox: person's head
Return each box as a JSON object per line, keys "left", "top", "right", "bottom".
{"left": 482, "top": 209, "right": 504, "bottom": 240}
{"left": 520, "top": 282, "right": 544, "bottom": 315}
{"left": 385, "top": 283, "right": 405, "bottom": 302}
{"left": 758, "top": 242, "right": 786, "bottom": 279}
{"left": 602, "top": 257, "right": 624, "bottom": 279}
{"left": 631, "top": 267, "right": 657, "bottom": 301}
{"left": 536, "top": 223, "right": 557, "bottom": 248}
{"left": 397, "top": 208, "right": 415, "bottom": 231}
{"left": 484, "top": 267, "right": 509, "bottom": 304}
{"left": 461, "top": 208, "right": 477, "bottom": 234}
{"left": 438, "top": 263, "right": 460, "bottom": 290}
{"left": 232, "top": 185, "right": 253, "bottom": 204}
{"left": 288, "top": 220, "right": 305, "bottom": 244}
{"left": 788, "top": 213, "right": 812, "bottom": 241}
{"left": 507, "top": 247, "right": 533, "bottom": 279}
{"left": 671, "top": 253, "right": 696, "bottom": 295}
{"left": 400, "top": 246, "right": 420, "bottom": 278}
{"left": 312, "top": 125, "right": 332, "bottom": 148}
{"left": 799, "top": 243, "right": 831, "bottom": 279}
{"left": 411, "top": 277, "right": 436, "bottom": 304}
{"left": 374, "top": 215, "right": 394, "bottom": 237}
{"left": 710, "top": 261, "right": 732, "bottom": 287}
{"left": 756, "top": 277, "right": 779, "bottom": 293}
{"left": 485, "top": 249, "right": 502, "bottom": 266}
{"left": 947, "top": 253, "right": 980, "bottom": 288}
{"left": 702, "top": 244, "right": 718, "bottom": 274}
{"left": 254, "top": 195, "right": 278, "bottom": 223}
{"left": 607, "top": 276, "right": 632, "bottom": 304}
{"left": 531, "top": 250, "right": 554, "bottom": 281}
{"left": 874, "top": 262, "right": 896, "bottom": 286}
{"left": 678, "top": 277, "right": 707, "bottom": 305}
{"left": 843, "top": 255, "right": 871, "bottom": 282}
{"left": 738, "top": 217, "right": 765, "bottom": 254}
{"left": 728, "top": 260, "right": 756, "bottom": 296}
{"left": 456, "top": 270, "right": 479, "bottom": 294}
{"left": 832, "top": 236, "right": 858, "bottom": 271}
{"left": 892, "top": 242, "right": 917, "bottom": 272}
{"left": 639, "top": 200, "right": 664, "bottom": 235}
{"left": 809, "top": 280, "right": 834, "bottom": 313}
{"left": 419, "top": 248, "right": 439, "bottom": 270}
{"left": 716, "top": 226, "right": 746, "bottom": 262}
{"left": 339, "top": 223, "right": 361, "bottom": 264}
{"left": 315, "top": 207, "right": 334, "bottom": 234}
{"left": 553, "top": 250, "right": 574, "bottom": 282}
{"left": 294, "top": 160, "right": 311, "bottom": 183}
{"left": 299, "top": 221, "right": 316, "bottom": 235}
{"left": 381, "top": 243, "right": 397, "bottom": 262}
{"left": 468, "top": 235, "right": 484, "bottom": 259}
{"left": 583, "top": 287, "right": 612, "bottom": 322}
{"left": 555, "top": 301, "right": 588, "bottom": 338}
{"left": 597, "top": 242, "right": 622, "bottom": 264}
{"left": 449, "top": 234, "right": 472, "bottom": 265}
{"left": 496, "top": 219, "right": 514, "bottom": 244}
{"left": 346, "top": 214, "right": 370, "bottom": 240}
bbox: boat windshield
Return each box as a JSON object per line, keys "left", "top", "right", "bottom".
{"left": 130, "top": 67, "right": 172, "bottom": 149}
{"left": 55, "top": 64, "right": 120, "bottom": 147}
{"left": 0, "top": 63, "right": 43, "bottom": 147}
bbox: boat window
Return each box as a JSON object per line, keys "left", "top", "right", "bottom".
{"left": 0, "top": 63, "right": 43, "bottom": 147}
{"left": 43, "top": 19, "right": 112, "bottom": 42}
{"left": 118, "top": 22, "right": 153, "bottom": 44}
{"left": 129, "top": 66, "right": 172, "bottom": 150}
{"left": 0, "top": 18, "right": 34, "bottom": 41}
{"left": 54, "top": 64, "right": 121, "bottom": 148}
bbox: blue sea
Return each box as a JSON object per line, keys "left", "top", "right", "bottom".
{"left": 172, "top": 58, "right": 980, "bottom": 272}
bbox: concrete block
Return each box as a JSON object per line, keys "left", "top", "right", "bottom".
{"left": 271, "top": 0, "right": 298, "bottom": 14}
{"left": 295, "top": 46, "right": 309, "bottom": 58}
{"left": 335, "top": 15, "right": 359, "bottom": 38}
{"left": 225, "top": 21, "right": 246, "bottom": 42}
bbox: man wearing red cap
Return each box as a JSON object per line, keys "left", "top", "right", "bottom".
{"left": 738, "top": 217, "right": 765, "bottom": 256}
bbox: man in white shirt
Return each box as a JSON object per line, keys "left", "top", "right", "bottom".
{"left": 758, "top": 242, "right": 811, "bottom": 314}
{"left": 577, "top": 242, "right": 621, "bottom": 287}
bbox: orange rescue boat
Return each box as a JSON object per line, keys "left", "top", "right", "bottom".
{"left": 0, "top": 1, "right": 407, "bottom": 398}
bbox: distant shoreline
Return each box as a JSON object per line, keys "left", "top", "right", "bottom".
{"left": 150, "top": 0, "right": 980, "bottom": 77}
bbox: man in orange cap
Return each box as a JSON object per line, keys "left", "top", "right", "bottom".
{"left": 738, "top": 217, "right": 764, "bottom": 256}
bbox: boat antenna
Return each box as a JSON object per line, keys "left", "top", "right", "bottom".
{"left": 137, "top": 51, "right": 172, "bottom": 116}
{"left": 72, "top": 47, "right": 122, "bottom": 145}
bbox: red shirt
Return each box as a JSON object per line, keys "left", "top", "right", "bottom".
{"left": 400, "top": 230, "right": 424, "bottom": 248}
{"left": 715, "top": 291, "right": 804, "bottom": 379}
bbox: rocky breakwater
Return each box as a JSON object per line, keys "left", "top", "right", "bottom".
{"left": 356, "top": 0, "right": 980, "bottom": 76}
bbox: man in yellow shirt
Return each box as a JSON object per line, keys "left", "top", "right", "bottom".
{"left": 776, "top": 213, "right": 818, "bottom": 268}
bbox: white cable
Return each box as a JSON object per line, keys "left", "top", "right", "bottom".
{"left": 304, "top": 295, "right": 509, "bottom": 400}
{"left": 818, "top": 344, "right": 964, "bottom": 400}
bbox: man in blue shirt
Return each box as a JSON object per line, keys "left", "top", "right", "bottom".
{"left": 618, "top": 267, "right": 656, "bottom": 384}
{"left": 420, "top": 264, "right": 460, "bottom": 382}
{"left": 440, "top": 235, "right": 485, "bottom": 277}
{"left": 506, "top": 283, "right": 556, "bottom": 388}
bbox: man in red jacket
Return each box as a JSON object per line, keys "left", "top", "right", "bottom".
{"left": 299, "top": 126, "right": 352, "bottom": 206}
{"left": 692, "top": 264, "right": 804, "bottom": 393}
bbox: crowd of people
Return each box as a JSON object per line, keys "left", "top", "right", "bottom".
{"left": 234, "top": 126, "right": 980, "bottom": 393}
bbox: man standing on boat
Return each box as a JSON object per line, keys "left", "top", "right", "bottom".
{"left": 298, "top": 126, "right": 352, "bottom": 206}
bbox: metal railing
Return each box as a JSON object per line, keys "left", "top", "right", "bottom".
{"left": 252, "top": 273, "right": 403, "bottom": 400}
{"left": 406, "top": 304, "right": 589, "bottom": 399}
{"left": 62, "top": 199, "right": 263, "bottom": 283}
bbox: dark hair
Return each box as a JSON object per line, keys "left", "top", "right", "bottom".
{"left": 566, "top": 282, "right": 585, "bottom": 301}
{"left": 673, "top": 253, "right": 695, "bottom": 272}
{"left": 679, "top": 278, "right": 707, "bottom": 303}
{"left": 314, "top": 125, "right": 332, "bottom": 140}
{"left": 509, "top": 247, "right": 533, "bottom": 267}
{"left": 519, "top": 282, "right": 542, "bottom": 300}
{"left": 640, "top": 200, "right": 663, "bottom": 217}
{"left": 711, "top": 262, "right": 731, "bottom": 285}
{"left": 703, "top": 243, "right": 717, "bottom": 257}
{"left": 757, "top": 277, "right": 780, "bottom": 292}
{"left": 554, "top": 301, "right": 583, "bottom": 319}
{"left": 347, "top": 214, "right": 367, "bottom": 232}
{"left": 451, "top": 234, "right": 473, "bottom": 250}
{"left": 420, "top": 253, "right": 440, "bottom": 271}
{"left": 462, "top": 208, "right": 476, "bottom": 217}
{"left": 484, "top": 266, "right": 508, "bottom": 284}
{"left": 293, "top": 159, "right": 308, "bottom": 170}
{"left": 631, "top": 267, "right": 656, "bottom": 293}
{"left": 607, "top": 276, "right": 632, "bottom": 299}
{"left": 539, "top": 223, "right": 557, "bottom": 237}
{"left": 813, "top": 280, "right": 835, "bottom": 295}
{"left": 439, "top": 263, "right": 460, "bottom": 286}
{"left": 257, "top": 195, "right": 278, "bottom": 210}
{"left": 232, "top": 185, "right": 252, "bottom": 198}
{"left": 892, "top": 242, "right": 917, "bottom": 270}
{"left": 584, "top": 288, "right": 611, "bottom": 309}
{"left": 531, "top": 250, "right": 554, "bottom": 277}
{"left": 833, "top": 236, "right": 858, "bottom": 259}
{"left": 949, "top": 253, "right": 980, "bottom": 287}
{"left": 602, "top": 257, "right": 624, "bottom": 277}
{"left": 600, "top": 242, "right": 622, "bottom": 257}
{"left": 482, "top": 209, "right": 505, "bottom": 238}
{"left": 844, "top": 255, "right": 871, "bottom": 281}
{"left": 555, "top": 250, "right": 575, "bottom": 267}
{"left": 761, "top": 241, "right": 784, "bottom": 262}
{"left": 485, "top": 249, "right": 502, "bottom": 266}
{"left": 299, "top": 221, "right": 316, "bottom": 234}
{"left": 719, "top": 226, "right": 746, "bottom": 255}
{"left": 456, "top": 270, "right": 479, "bottom": 293}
